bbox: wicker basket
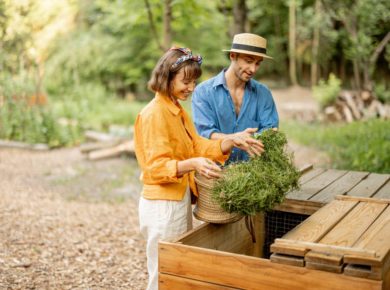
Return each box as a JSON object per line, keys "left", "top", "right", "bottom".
{"left": 193, "top": 173, "right": 242, "bottom": 224}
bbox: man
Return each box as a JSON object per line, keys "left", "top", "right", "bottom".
{"left": 192, "top": 33, "right": 279, "bottom": 163}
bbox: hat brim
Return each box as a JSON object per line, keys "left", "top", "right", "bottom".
{"left": 222, "top": 49, "right": 273, "bottom": 59}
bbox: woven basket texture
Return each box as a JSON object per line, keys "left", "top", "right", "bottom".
{"left": 193, "top": 173, "right": 242, "bottom": 224}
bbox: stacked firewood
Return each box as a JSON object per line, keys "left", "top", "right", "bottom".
{"left": 324, "top": 90, "right": 389, "bottom": 122}
{"left": 80, "top": 129, "right": 134, "bottom": 160}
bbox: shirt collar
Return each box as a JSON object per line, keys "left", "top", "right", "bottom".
{"left": 212, "top": 69, "right": 255, "bottom": 92}
{"left": 156, "top": 92, "right": 181, "bottom": 116}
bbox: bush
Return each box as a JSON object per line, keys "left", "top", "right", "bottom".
{"left": 374, "top": 83, "right": 390, "bottom": 104}
{"left": 313, "top": 73, "right": 341, "bottom": 108}
{"left": 0, "top": 73, "right": 84, "bottom": 147}
{"left": 282, "top": 119, "right": 390, "bottom": 173}
{"left": 0, "top": 96, "right": 83, "bottom": 147}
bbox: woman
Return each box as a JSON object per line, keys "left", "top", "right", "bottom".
{"left": 134, "top": 47, "right": 263, "bottom": 290}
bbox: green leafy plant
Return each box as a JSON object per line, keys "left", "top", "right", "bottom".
{"left": 282, "top": 119, "right": 390, "bottom": 173}
{"left": 313, "top": 73, "right": 342, "bottom": 109}
{"left": 212, "top": 129, "right": 300, "bottom": 216}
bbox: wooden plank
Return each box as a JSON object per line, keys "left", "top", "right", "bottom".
{"left": 274, "top": 239, "right": 376, "bottom": 258}
{"left": 345, "top": 205, "right": 390, "bottom": 266}
{"left": 304, "top": 202, "right": 386, "bottom": 268}
{"left": 79, "top": 140, "right": 121, "bottom": 153}
{"left": 298, "top": 163, "right": 314, "bottom": 176}
{"left": 316, "top": 202, "right": 387, "bottom": 247}
{"left": 88, "top": 140, "right": 134, "bottom": 160}
{"left": 344, "top": 264, "right": 383, "bottom": 281}
{"left": 159, "top": 242, "right": 382, "bottom": 290}
{"left": 306, "top": 260, "right": 343, "bottom": 273}
{"left": 159, "top": 273, "right": 240, "bottom": 290}
{"left": 305, "top": 251, "right": 343, "bottom": 266}
{"left": 346, "top": 173, "right": 390, "bottom": 198}
{"left": 175, "top": 214, "right": 263, "bottom": 256}
{"left": 373, "top": 180, "right": 390, "bottom": 199}
{"left": 287, "top": 169, "right": 347, "bottom": 201}
{"left": 299, "top": 167, "right": 326, "bottom": 184}
{"left": 274, "top": 199, "right": 323, "bottom": 215}
{"left": 279, "top": 199, "right": 358, "bottom": 244}
{"left": 310, "top": 171, "right": 369, "bottom": 203}
{"left": 270, "top": 253, "right": 305, "bottom": 267}
{"left": 335, "top": 195, "right": 390, "bottom": 204}
{"left": 0, "top": 139, "right": 49, "bottom": 151}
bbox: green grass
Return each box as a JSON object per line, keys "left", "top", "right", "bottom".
{"left": 281, "top": 119, "right": 390, "bottom": 173}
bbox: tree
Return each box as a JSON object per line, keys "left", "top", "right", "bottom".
{"left": 288, "top": 0, "right": 298, "bottom": 85}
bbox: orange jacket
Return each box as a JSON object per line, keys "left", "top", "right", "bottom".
{"left": 134, "top": 93, "right": 228, "bottom": 200}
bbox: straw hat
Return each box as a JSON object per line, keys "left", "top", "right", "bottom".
{"left": 223, "top": 33, "right": 273, "bottom": 59}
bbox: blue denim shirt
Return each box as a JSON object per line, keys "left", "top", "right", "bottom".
{"left": 192, "top": 70, "right": 279, "bottom": 163}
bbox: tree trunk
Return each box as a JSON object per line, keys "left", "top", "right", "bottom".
{"left": 289, "top": 0, "right": 298, "bottom": 85}
{"left": 163, "top": 0, "right": 172, "bottom": 50}
{"left": 365, "top": 31, "right": 390, "bottom": 90}
{"left": 233, "top": 0, "right": 247, "bottom": 35}
{"left": 311, "top": 0, "right": 321, "bottom": 87}
{"left": 144, "top": 0, "right": 164, "bottom": 51}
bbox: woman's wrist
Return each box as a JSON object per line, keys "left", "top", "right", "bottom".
{"left": 220, "top": 138, "right": 234, "bottom": 154}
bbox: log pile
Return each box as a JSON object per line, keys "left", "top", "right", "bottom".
{"left": 324, "top": 90, "right": 389, "bottom": 122}
{"left": 80, "top": 129, "right": 135, "bottom": 160}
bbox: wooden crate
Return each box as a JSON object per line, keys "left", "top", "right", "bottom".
{"left": 158, "top": 168, "right": 390, "bottom": 289}
{"left": 270, "top": 195, "right": 390, "bottom": 286}
{"left": 159, "top": 213, "right": 385, "bottom": 289}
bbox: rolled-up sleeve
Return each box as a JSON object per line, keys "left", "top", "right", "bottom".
{"left": 134, "top": 112, "right": 182, "bottom": 185}
{"left": 192, "top": 87, "right": 220, "bottom": 138}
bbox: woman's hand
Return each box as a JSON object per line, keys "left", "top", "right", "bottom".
{"left": 221, "top": 128, "right": 264, "bottom": 157}
{"left": 191, "top": 157, "right": 222, "bottom": 179}
{"left": 177, "top": 157, "right": 222, "bottom": 179}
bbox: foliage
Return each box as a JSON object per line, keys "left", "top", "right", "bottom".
{"left": 212, "top": 130, "right": 300, "bottom": 216}
{"left": 282, "top": 119, "right": 390, "bottom": 173}
{"left": 313, "top": 73, "right": 341, "bottom": 108}
{"left": 374, "top": 83, "right": 390, "bottom": 104}
{"left": 0, "top": 96, "right": 83, "bottom": 148}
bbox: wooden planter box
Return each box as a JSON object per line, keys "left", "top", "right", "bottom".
{"left": 158, "top": 214, "right": 386, "bottom": 289}
{"left": 159, "top": 169, "right": 390, "bottom": 289}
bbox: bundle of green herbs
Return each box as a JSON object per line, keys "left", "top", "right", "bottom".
{"left": 212, "top": 129, "right": 300, "bottom": 216}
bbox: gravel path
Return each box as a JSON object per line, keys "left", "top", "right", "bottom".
{"left": 0, "top": 148, "right": 147, "bottom": 289}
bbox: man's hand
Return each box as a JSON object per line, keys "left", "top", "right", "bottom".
{"left": 231, "top": 128, "right": 264, "bottom": 157}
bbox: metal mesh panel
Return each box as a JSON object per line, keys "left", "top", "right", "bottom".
{"left": 263, "top": 210, "right": 310, "bottom": 258}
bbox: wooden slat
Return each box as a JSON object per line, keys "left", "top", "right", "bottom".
{"left": 287, "top": 169, "right": 347, "bottom": 200}
{"left": 274, "top": 199, "right": 323, "bottom": 215}
{"left": 345, "top": 205, "right": 390, "bottom": 266}
{"left": 274, "top": 239, "right": 376, "bottom": 258}
{"left": 304, "top": 202, "right": 386, "bottom": 267}
{"left": 373, "top": 180, "right": 390, "bottom": 199}
{"left": 159, "top": 273, "right": 240, "bottom": 290}
{"left": 335, "top": 195, "right": 390, "bottom": 204}
{"left": 270, "top": 253, "right": 305, "bottom": 267}
{"left": 159, "top": 242, "right": 382, "bottom": 290}
{"left": 280, "top": 200, "right": 357, "bottom": 243}
{"left": 310, "top": 171, "right": 369, "bottom": 203}
{"left": 176, "top": 214, "right": 263, "bottom": 256}
{"left": 306, "top": 260, "right": 343, "bottom": 273}
{"left": 344, "top": 264, "right": 383, "bottom": 281}
{"left": 346, "top": 173, "right": 390, "bottom": 198}
{"left": 298, "top": 164, "right": 314, "bottom": 176}
{"left": 299, "top": 167, "right": 326, "bottom": 184}
{"left": 316, "top": 202, "right": 387, "bottom": 247}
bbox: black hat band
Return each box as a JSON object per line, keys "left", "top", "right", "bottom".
{"left": 231, "top": 43, "right": 266, "bottom": 54}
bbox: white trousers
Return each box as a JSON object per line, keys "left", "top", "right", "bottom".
{"left": 139, "top": 187, "right": 192, "bottom": 290}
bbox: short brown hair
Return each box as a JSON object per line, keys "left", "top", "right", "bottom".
{"left": 148, "top": 49, "right": 202, "bottom": 96}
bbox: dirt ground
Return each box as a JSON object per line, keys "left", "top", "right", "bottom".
{"left": 0, "top": 86, "right": 330, "bottom": 290}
